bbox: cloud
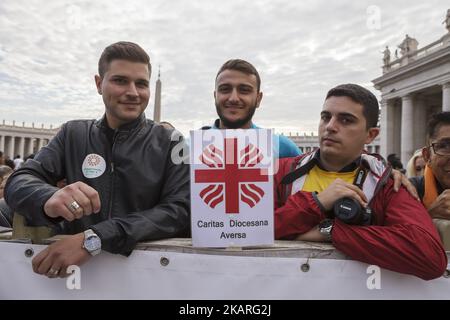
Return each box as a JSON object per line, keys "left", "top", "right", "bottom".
{"left": 0, "top": 0, "right": 448, "bottom": 135}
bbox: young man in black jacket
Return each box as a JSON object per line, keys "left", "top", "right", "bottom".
{"left": 4, "top": 42, "right": 190, "bottom": 278}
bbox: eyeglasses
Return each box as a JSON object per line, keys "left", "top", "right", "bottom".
{"left": 430, "top": 141, "right": 450, "bottom": 156}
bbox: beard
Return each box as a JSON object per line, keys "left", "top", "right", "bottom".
{"left": 215, "top": 102, "right": 257, "bottom": 129}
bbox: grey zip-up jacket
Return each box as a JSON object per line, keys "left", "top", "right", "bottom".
{"left": 4, "top": 114, "right": 190, "bottom": 255}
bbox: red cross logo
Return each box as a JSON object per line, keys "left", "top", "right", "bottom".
{"left": 195, "top": 138, "right": 269, "bottom": 214}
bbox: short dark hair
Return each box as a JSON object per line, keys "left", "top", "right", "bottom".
{"left": 98, "top": 41, "right": 151, "bottom": 77}
{"left": 427, "top": 112, "right": 450, "bottom": 141}
{"left": 216, "top": 59, "right": 261, "bottom": 92}
{"left": 325, "top": 84, "right": 379, "bottom": 129}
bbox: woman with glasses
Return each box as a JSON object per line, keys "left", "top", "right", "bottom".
{"left": 409, "top": 112, "right": 450, "bottom": 250}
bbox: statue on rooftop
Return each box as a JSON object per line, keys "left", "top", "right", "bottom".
{"left": 398, "top": 34, "right": 418, "bottom": 56}
{"left": 382, "top": 46, "right": 391, "bottom": 66}
{"left": 443, "top": 9, "right": 450, "bottom": 32}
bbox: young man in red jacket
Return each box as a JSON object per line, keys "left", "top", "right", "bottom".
{"left": 274, "top": 84, "right": 447, "bottom": 280}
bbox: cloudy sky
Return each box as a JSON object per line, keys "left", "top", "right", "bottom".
{"left": 0, "top": 0, "right": 448, "bottom": 136}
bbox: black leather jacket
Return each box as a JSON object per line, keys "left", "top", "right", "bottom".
{"left": 0, "top": 199, "right": 13, "bottom": 228}
{"left": 4, "top": 114, "right": 190, "bottom": 255}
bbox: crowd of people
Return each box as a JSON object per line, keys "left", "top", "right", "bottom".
{"left": 1, "top": 41, "right": 448, "bottom": 281}
{"left": 0, "top": 153, "right": 32, "bottom": 227}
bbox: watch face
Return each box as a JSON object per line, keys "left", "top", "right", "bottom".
{"left": 85, "top": 235, "right": 101, "bottom": 251}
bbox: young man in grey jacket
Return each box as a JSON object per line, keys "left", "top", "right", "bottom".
{"left": 4, "top": 41, "right": 190, "bottom": 278}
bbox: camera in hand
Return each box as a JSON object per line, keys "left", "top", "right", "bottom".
{"left": 332, "top": 166, "right": 372, "bottom": 225}
{"left": 333, "top": 197, "right": 372, "bottom": 226}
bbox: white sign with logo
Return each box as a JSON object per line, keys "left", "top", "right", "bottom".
{"left": 190, "top": 129, "right": 274, "bottom": 247}
{"left": 82, "top": 154, "right": 106, "bottom": 179}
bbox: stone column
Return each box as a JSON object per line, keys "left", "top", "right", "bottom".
{"left": 37, "top": 138, "right": 44, "bottom": 151}
{"left": 392, "top": 102, "right": 402, "bottom": 155}
{"left": 443, "top": 83, "right": 450, "bottom": 112}
{"left": 414, "top": 95, "right": 427, "bottom": 149}
{"left": 0, "top": 135, "right": 4, "bottom": 153}
{"left": 379, "top": 100, "right": 388, "bottom": 158}
{"left": 23, "top": 137, "right": 32, "bottom": 157}
{"left": 27, "top": 138, "right": 34, "bottom": 156}
{"left": 401, "top": 95, "right": 414, "bottom": 166}
{"left": 8, "top": 136, "right": 14, "bottom": 159}
{"left": 18, "top": 136, "right": 25, "bottom": 158}
{"left": 379, "top": 99, "right": 394, "bottom": 158}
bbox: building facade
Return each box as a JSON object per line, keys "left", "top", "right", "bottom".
{"left": 0, "top": 121, "right": 57, "bottom": 160}
{"left": 372, "top": 11, "right": 450, "bottom": 165}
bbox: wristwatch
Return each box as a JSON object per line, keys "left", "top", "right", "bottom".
{"left": 83, "top": 229, "right": 102, "bottom": 256}
{"left": 319, "top": 219, "right": 334, "bottom": 242}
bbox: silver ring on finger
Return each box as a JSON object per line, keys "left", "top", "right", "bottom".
{"left": 48, "top": 268, "right": 60, "bottom": 276}
{"left": 68, "top": 200, "right": 81, "bottom": 213}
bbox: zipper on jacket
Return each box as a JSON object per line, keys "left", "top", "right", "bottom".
{"left": 107, "top": 132, "right": 118, "bottom": 219}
